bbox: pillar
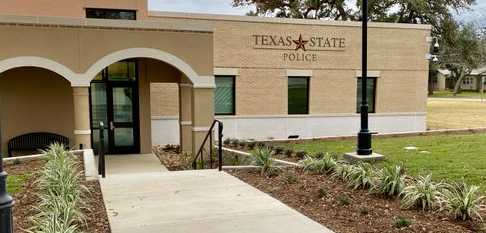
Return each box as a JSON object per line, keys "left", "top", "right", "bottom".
{"left": 191, "top": 87, "right": 214, "bottom": 157}
{"left": 179, "top": 83, "right": 193, "bottom": 154}
{"left": 72, "top": 87, "right": 91, "bottom": 149}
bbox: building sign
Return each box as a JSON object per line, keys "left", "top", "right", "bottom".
{"left": 251, "top": 34, "right": 346, "bottom": 62}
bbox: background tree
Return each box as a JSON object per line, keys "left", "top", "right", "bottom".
{"left": 441, "top": 23, "right": 486, "bottom": 94}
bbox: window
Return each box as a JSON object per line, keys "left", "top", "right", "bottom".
{"left": 288, "top": 77, "right": 309, "bottom": 115}
{"left": 356, "top": 77, "right": 377, "bottom": 113}
{"left": 86, "top": 8, "right": 136, "bottom": 20}
{"left": 214, "top": 76, "right": 235, "bottom": 115}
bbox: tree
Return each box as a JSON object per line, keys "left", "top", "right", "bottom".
{"left": 441, "top": 23, "right": 486, "bottom": 94}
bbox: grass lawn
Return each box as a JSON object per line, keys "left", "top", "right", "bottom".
{"left": 427, "top": 99, "right": 486, "bottom": 129}
{"left": 276, "top": 133, "right": 486, "bottom": 191}
{"left": 429, "top": 90, "right": 485, "bottom": 99}
{"left": 7, "top": 174, "right": 30, "bottom": 195}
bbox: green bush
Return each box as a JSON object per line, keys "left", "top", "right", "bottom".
{"left": 300, "top": 154, "right": 337, "bottom": 174}
{"left": 441, "top": 182, "right": 485, "bottom": 221}
{"left": 400, "top": 174, "right": 445, "bottom": 210}
{"left": 333, "top": 163, "right": 354, "bottom": 182}
{"left": 251, "top": 147, "right": 278, "bottom": 176}
{"left": 28, "top": 144, "right": 86, "bottom": 233}
{"left": 373, "top": 165, "right": 405, "bottom": 196}
{"left": 346, "top": 163, "right": 377, "bottom": 190}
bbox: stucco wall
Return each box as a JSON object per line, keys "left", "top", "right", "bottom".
{"left": 0, "top": 67, "right": 74, "bottom": 155}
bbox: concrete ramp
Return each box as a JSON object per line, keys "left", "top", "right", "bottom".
{"left": 100, "top": 170, "right": 334, "bottom": 233}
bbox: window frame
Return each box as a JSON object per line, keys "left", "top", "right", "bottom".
{"left": 287, "top": 76, "right": 310, "bottom": 115}
{"left": 356, "top": 76, "right": 377, "bottom": 114}
{"left": 86, "top": 8, "right": 137, "bottom": 20}
{"left": 214, "top": 75, "right": 236, "bottom": 116}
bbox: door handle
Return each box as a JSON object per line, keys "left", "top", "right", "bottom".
{"left": 110, "top": 121, "right": 115, "bottom": 131}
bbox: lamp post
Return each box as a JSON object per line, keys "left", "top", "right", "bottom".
{"left": 0, "top": 98, "right": 14, "bottom": 232}
{"left": 357, "top": 0, "right": 372, "bottom": 156}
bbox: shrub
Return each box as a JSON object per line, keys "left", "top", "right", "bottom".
{"left": 238, "top": 140, "right": 247, "bottom": 148}
{"left": 223, "top": 138, "right": 231, "bottom": 146}
{"left": 284, "top": 149, "right": 294, "bottom": 158}
{"left": 256, "top": 142, "right": 266, "bottom": 148}
{"left": 440, "top": 182, "right": 485, "bottom": 221}
{"left": 30, "top": 144, "right": 86, "bottom": 233}
{"left": 315, "top": 152, "right": 325, "bottom": 159}
{"left": 230, "top": 139, "right": 240, "bottom": 148}
{"left": 400, "top": 174, "right": 445, "bottom": 211}
{"left": 247, "top": 141, "right": 256, "bottom": 150}
{"left": 274, "top": 147, "right": 284, "bottom": 155}
{"left": 300, "top": 154, "right": 337, "bottom": 174}
{"left": 347, "top": 163, "right": 377, "bottom": 190}
{"left": 251, "top": 147, "right": 278, "bottom": 176}
{"left": 373, "top": 165, "right": 405, "bottom": 196}
{"left": 394, "top": 216, "right": 412, "bottom": 229}
{"left": 295, "top": 150, "right": 307, "bottom": 159}
{"left": 333, "top": 163, "right": 354, "bottom": 182}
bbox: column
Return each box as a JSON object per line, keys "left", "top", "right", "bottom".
{"left": 191, "top": 87, "right": 214, "bottom": 157}
{"left": 179, "top": 83, "right": 193, "bottom": 153}
{"left": 72, "top": 87, "right": 91, "bottom": 149}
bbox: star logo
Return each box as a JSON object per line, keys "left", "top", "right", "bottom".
{"left": 293, "top": 34, "right": 309, "bottom": 51}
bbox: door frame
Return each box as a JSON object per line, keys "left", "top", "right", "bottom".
{"left": 88, "top": 60, "right": 141, "bottom": 154}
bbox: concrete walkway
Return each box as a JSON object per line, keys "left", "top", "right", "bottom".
{"left": 104, "top": 154, "right": 168, "bottom": 174}
{"left": 100, "top": 169, "right": 334, "bottom": 233}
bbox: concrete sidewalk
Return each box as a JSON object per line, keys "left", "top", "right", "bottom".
{"left": 104, "top": 154, "right": 168, "bottom": 174}
{"left": 100, "top": 170, "right": 334, "bottom": 233}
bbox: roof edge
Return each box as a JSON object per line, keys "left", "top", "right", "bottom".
{"left": 148, "top": 11, "right": 432, "bottom": 30}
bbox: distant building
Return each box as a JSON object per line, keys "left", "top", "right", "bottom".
{"left": 433, "top": 67, "right": 486, "bottom": 91}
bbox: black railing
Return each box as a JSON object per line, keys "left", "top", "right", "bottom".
{"left": 98, "top": 121, "right": 106, "bottom": 178}
{"left": 192, "top": 120, "right": 223, "bottom": 171}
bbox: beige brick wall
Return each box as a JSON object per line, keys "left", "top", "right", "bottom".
{"left": 148, "top": 15, "right": 430, "bottom": 116}
{"left": 150, "top": 83, "right": 179, "bottom": 117}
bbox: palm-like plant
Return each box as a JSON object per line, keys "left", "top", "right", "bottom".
{"left": 333, "top": 163, "right": 354, "bottom": 182}
{"left": 440, "top": 182, "right": 485, "bottom": 221}
{"left": 300, "top": 154, "right": 337, "bottom": 174}
{"left": 400, "top": 174, "right": 445, "bottom": 210}
{"left": 251, "top": 146, "right": 277, "bottom": 176}
{"left": 347, "top": 163, "right": 377, "bottom": 190}
{"left": 373, "top": 165, "right": 405, "bottom": 196}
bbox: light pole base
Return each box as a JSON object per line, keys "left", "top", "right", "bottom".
{"left": 344, "top": 152, "right": 385, "bottom": 163}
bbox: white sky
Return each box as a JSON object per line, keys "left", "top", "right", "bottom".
{"left": 149, "top": 0, "right": 485, "bottom": 25}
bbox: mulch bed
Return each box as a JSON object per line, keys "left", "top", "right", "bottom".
{"left": 153, "top": 145, "right": 191, "bottom": 171}
{"left": 228, "top": 168, "right": 486, "bottom": 233}
{"left": 5, "top": 158, "right": 111, "bottom": 233}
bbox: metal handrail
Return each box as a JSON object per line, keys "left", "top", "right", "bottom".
{"left": 192, "top": 120, "right": 223, "bottom": 171}
{"left": 98, "top": 121, "right": 106, "bottom": 178}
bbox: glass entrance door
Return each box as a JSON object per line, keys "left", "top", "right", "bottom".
{"left": 90, "top": 60, "right": 140, "bottom": 154}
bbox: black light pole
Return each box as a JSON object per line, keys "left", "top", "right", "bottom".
{"left": 357, "top": 0, "right": 372, "bottom": 156}
{"left": 0, "top": 97, "right": 14, "bottom": 232}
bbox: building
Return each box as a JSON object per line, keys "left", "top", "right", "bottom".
{"left": 434, "top": 67, "right": 486, "bottom": 92}
{"left": 0, "top": 0, "right": 431, "bottom": 156}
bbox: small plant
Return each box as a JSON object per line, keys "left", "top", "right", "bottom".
{"left": 338, "top": 195, "right": 351, "bottom": 206}
{"left": 295, "top": 150, "right": 307, "bottom": 159}
{"left": 239, "top": 140, "right": 247, "bottom": 148}
{"left": 360, "top": 207, "right": 369, "bottom": 215}
{"left": 274, "top": 147, "right": 284, "bottom": 155}
{"left": 256, "top": 142, "right": 266, "bottom": 148}
{"left": 347, "top": 163, "right": 377, "bottom": 190}
{"left": 400, "top": 174, "right": 445, "bottom": 211}
{"left": 284, "top": 149, "right": 294, "bottom": 158}
{"left": 315, "top": 152, "right": 325, "bottom": 159}
{"left": 373, "top": 165, "right": 405, "bottom": 196}
{"left": 251, "top": 147, "right": 278, "bottom": 176}
{"left": 300, "top": 154, "right": 337, "bottom": 174}
{"left": 317, "top": 188, "right": 327, "bottom": 199}
{"left": 333, "top": 163, "right": 354, "bottom": 182}
{"left": 223, "top": 138, "right": 231, "bottom": 146}
{"left": 285, "top": 174, "right": 298, "bottom": 184}
{"left": 394, "top": 216, "right": 412, "bottom": 229}
{"left": 440, "top": 181, "right": 485, "bottom": 221}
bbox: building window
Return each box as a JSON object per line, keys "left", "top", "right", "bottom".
{"left": 288, "top": 77, "right": 310, "bottom": 115}
{"left": 86, "top": 8, "right": 136, "bottom": 20}
{"left": 357, "top": 77, "right": 377, "bottom": 113}
{"left": 214, "top": 76, "right": 235, "bottom": 115}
